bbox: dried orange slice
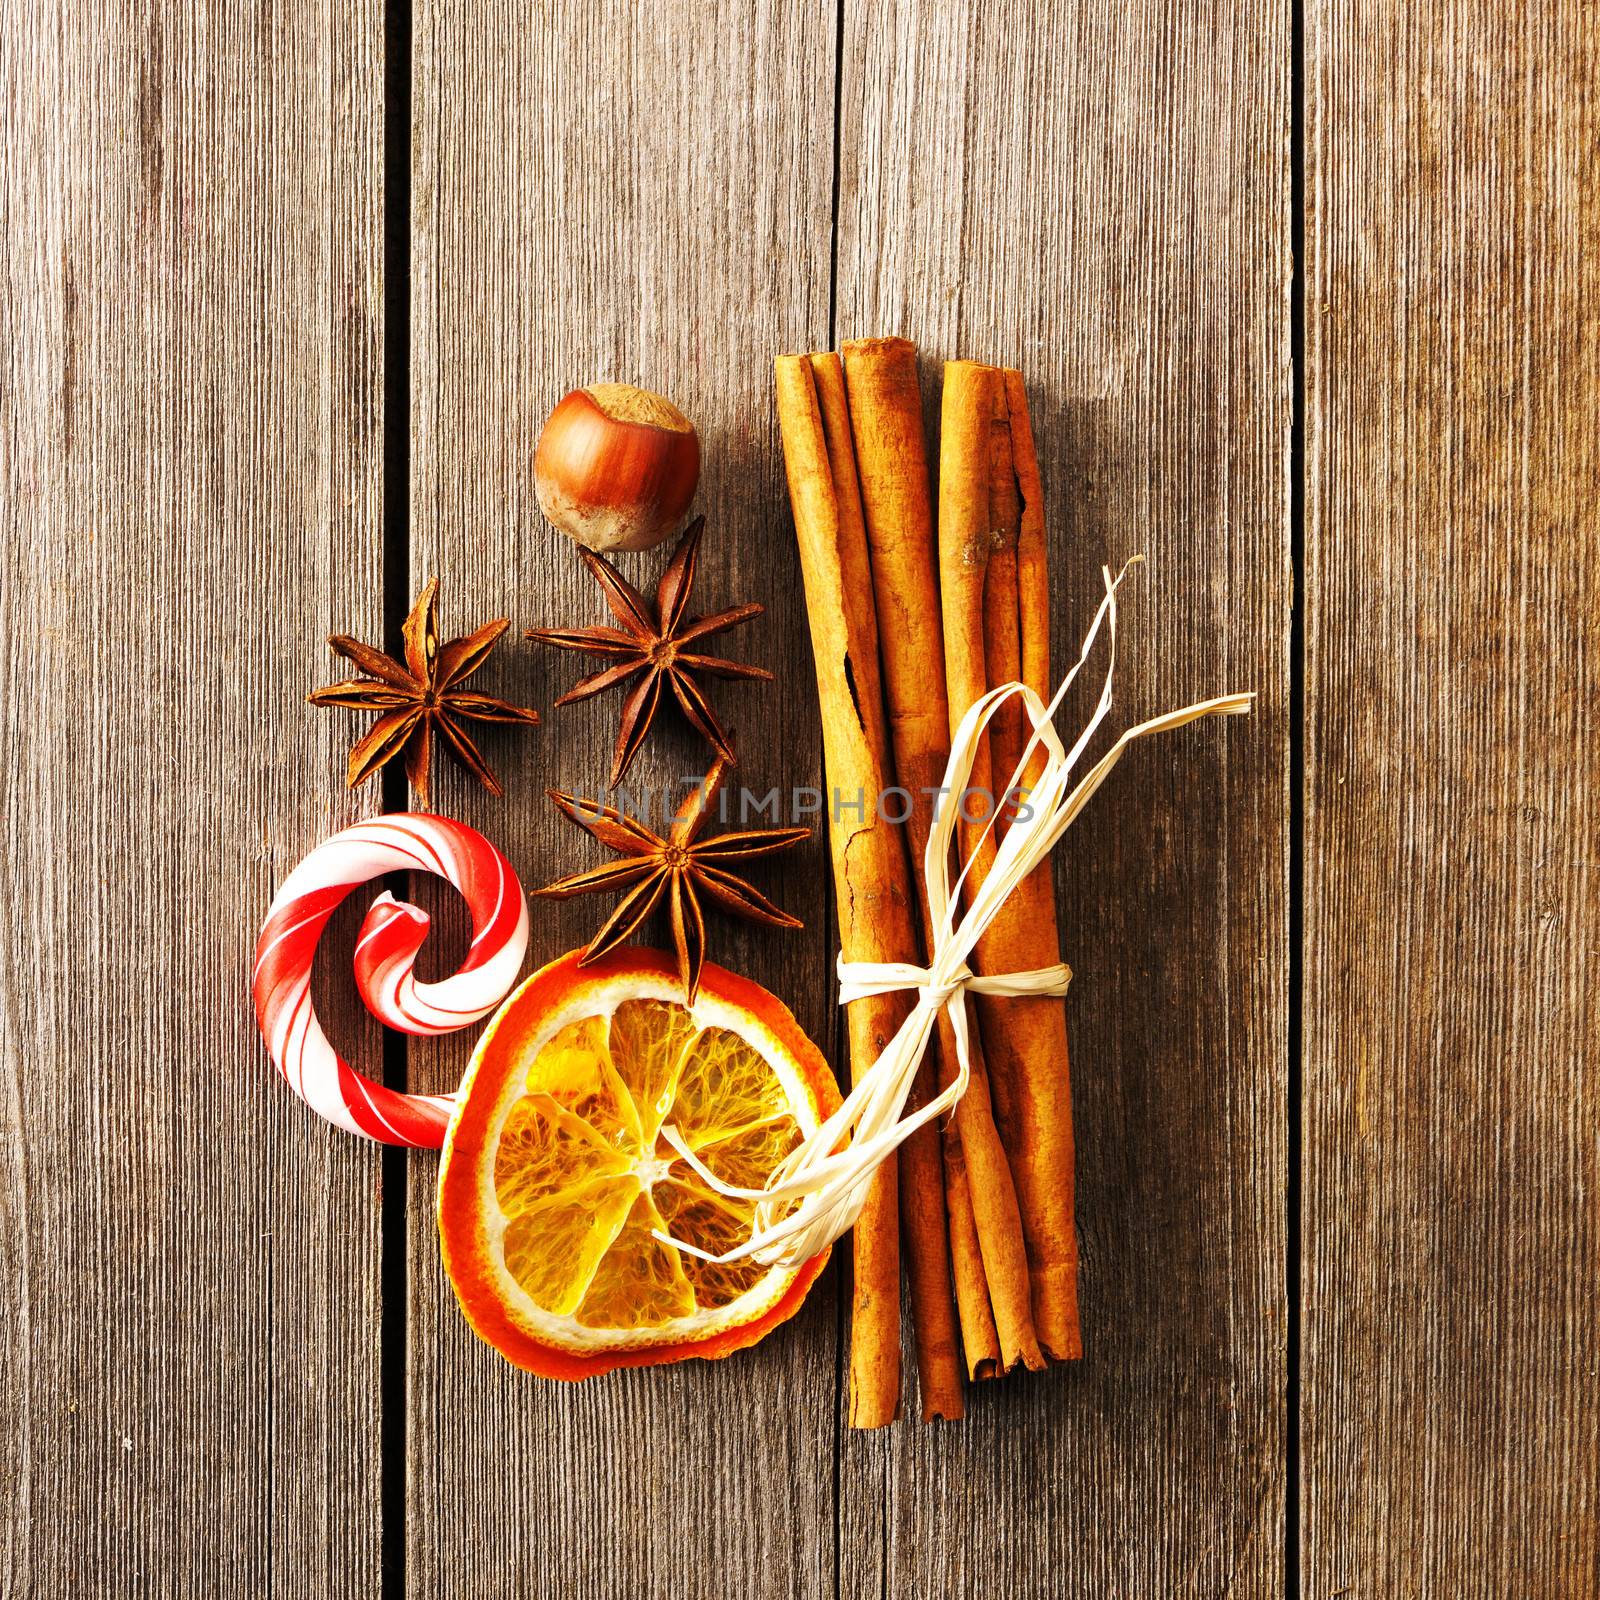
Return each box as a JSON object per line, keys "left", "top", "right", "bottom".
{"left": 438, "top": 947, "right": 840, "bottom": 1378}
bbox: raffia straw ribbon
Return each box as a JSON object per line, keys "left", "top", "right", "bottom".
{"left": 656, "top": 559, "right": 1254, "bottom": 1268}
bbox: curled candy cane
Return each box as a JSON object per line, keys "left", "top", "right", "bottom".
{"left": 252, "top": 814, "right": 529, "bottom": 1147}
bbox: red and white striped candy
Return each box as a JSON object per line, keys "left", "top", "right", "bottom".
{"left": 252, "top": 814, "right": 529, "bottom": 1147}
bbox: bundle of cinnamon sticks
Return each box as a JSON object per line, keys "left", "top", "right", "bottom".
{"left": 776, "top": 338, "right": 1082, "bottom": 1426}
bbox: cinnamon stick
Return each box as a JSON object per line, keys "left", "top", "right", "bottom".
{"left": 936, "top": 361, "right": 1007, "bottom": 896}
{"left": 1006, "top": 368, "right": 1051, "bottom": 702}
{"left": 896, "top": 1067, "right": 967, "bottom": 1415}
{"left": 938, "top": 360, "right": 1080, "bottom": 1364}
{"left": 983, "top": 385, "right": 1027, "bottom": 813}
{"left": 844, "top": 338, "right": 1041, "bottom": 1377}
{"left": 939, "top": 1109, "right": 1001, "bottom": 1378}
{"left": 837, "top": 339, "right": 972, "bottom": 1399}
{"left": 774, "top": 350, "right": 907, "bottom": 1427}
{"left": 992, "top": 368, "right": 1081, "bottom": 1360}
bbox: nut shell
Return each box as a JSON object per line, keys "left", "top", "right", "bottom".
{"left": 534, "top": 384, "right": 700, "bottom": 552}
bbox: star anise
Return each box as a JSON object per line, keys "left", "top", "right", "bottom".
{"left": 308, "top": 578, "right": 540, "bottom": 805}
{"left": 527, "top": 516, "right": 772, "bottom": 789}
{"left": 536, "top": 755, "right": 809, "bottom": 1001}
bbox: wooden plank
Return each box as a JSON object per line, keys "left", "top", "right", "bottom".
{"left": 404, "top": 4, "right": 840, "bottom": 1594}
{"left": 0, "top": 1, "right": 387, "bottom": 1594}
{"left": 832, "top": 2, "right": 1291, "bottom": 1593}
{"left": 1303, "top": 6, "right": 1600, "bottom": 1593}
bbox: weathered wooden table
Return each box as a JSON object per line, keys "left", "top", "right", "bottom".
{"left": 3, "top": 2, "right": 1594, "bottom": 1595}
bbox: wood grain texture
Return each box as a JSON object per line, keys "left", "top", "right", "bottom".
{"left": 0, "top": 1, "right": 387, "bottom": 1595}
{"left": 12, "top": 0, "right": 1593, "bottom": 1590}
{"left": 1302, "top": 5, "right": 1600, "bottom": 1594}
{"left": 404, "top": 4, "right": 840, "bottom": 1595}
{"left": 833, "top": 2, "right": 1291, "bottom": 1594}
